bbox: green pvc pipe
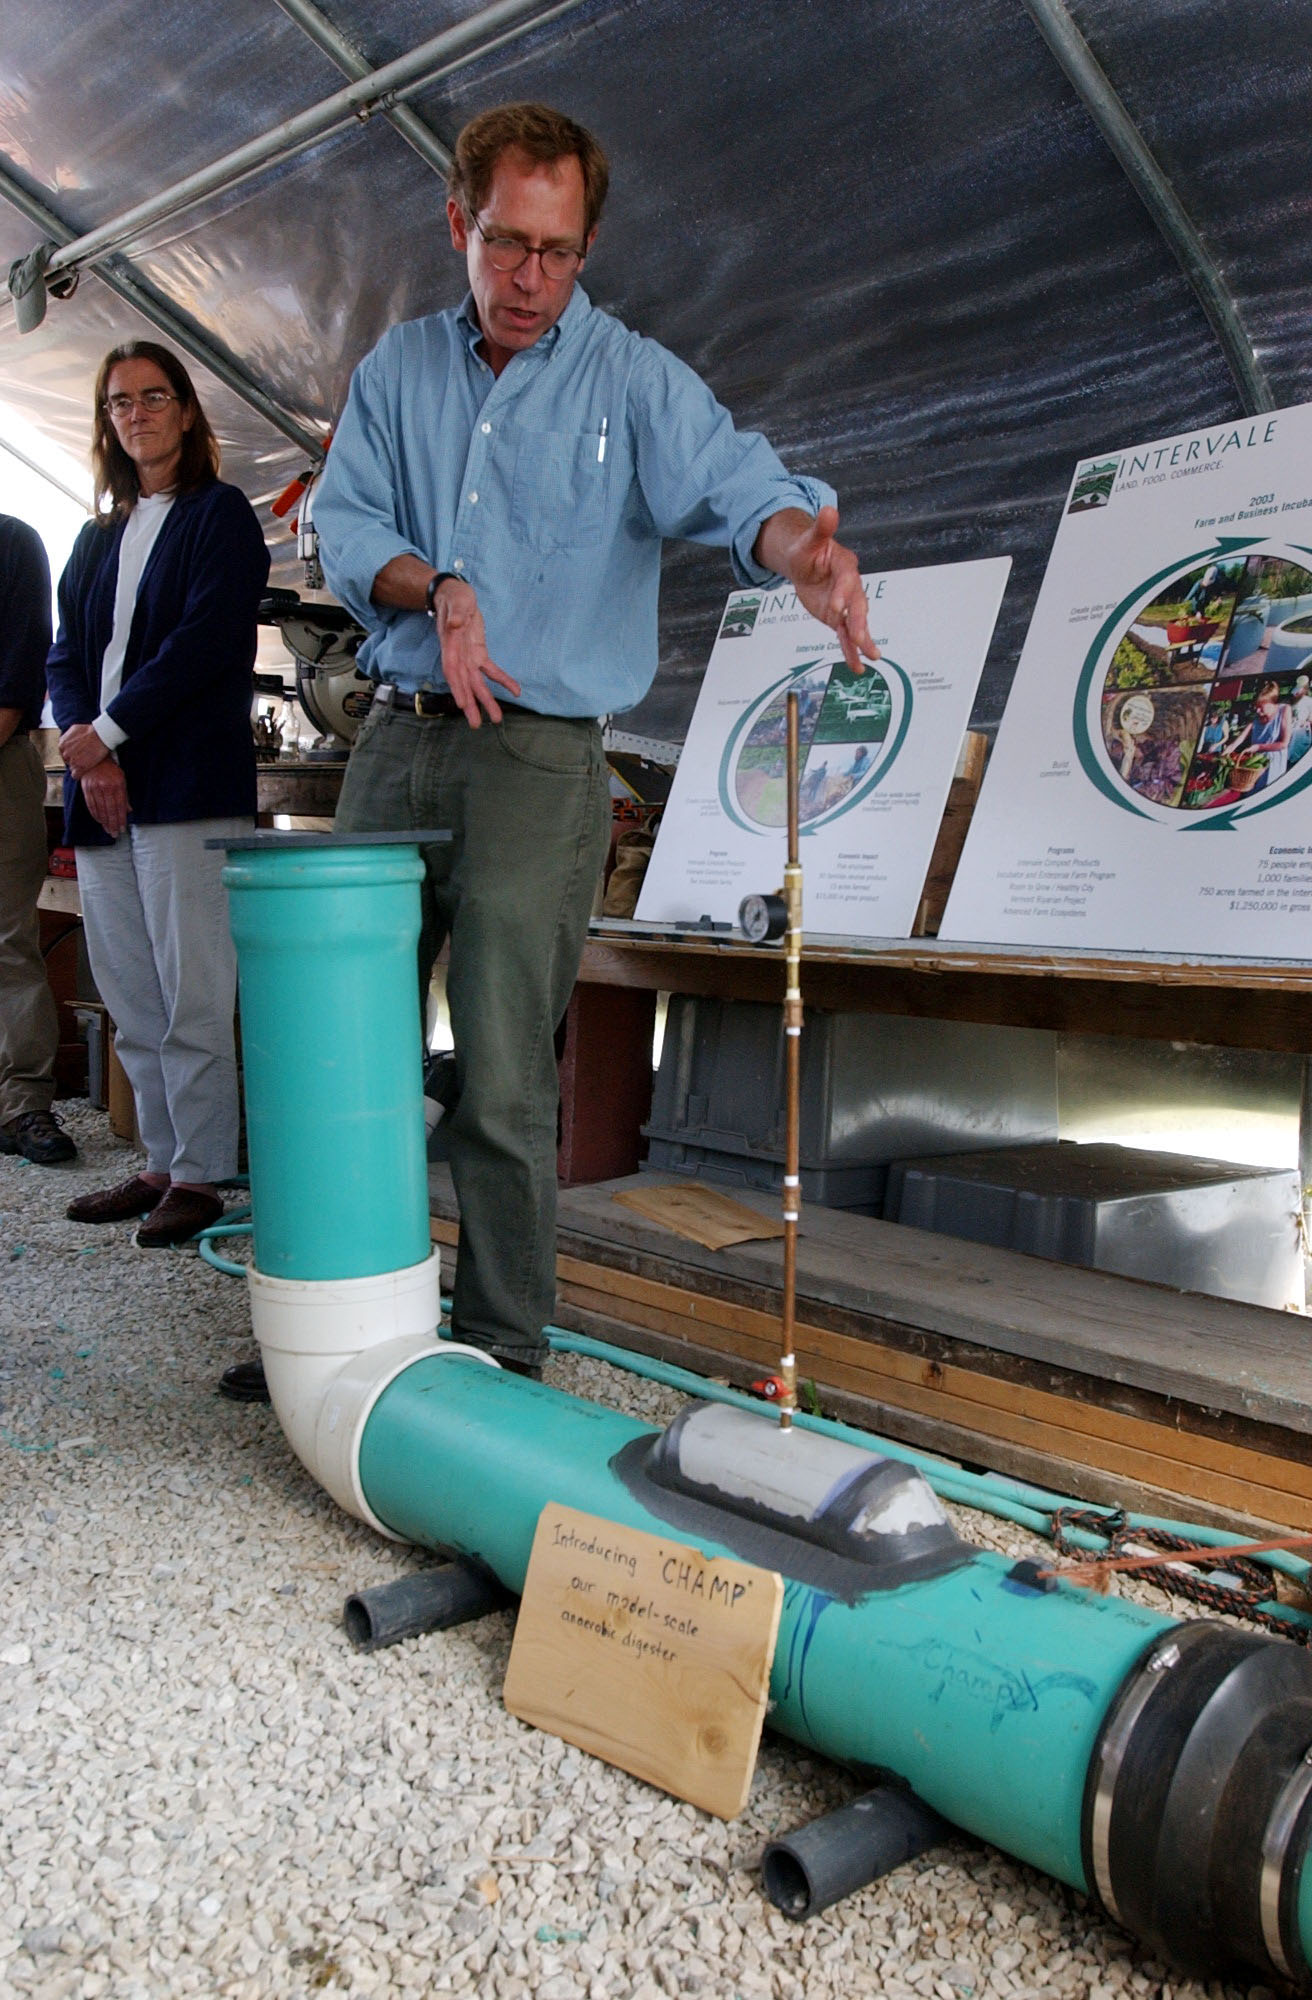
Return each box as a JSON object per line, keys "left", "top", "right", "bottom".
{"left": 198, "top": 1221, "right": 253, "bottom": 1279}
{"left": 358, "top": 1353, "right": 1174, "bottom": 1890}
{"left": 222, "top": 840, "right": 431, "bottom": 1280}
{"left": 220, "top": 827, "right": 1312, "bottom": 1983}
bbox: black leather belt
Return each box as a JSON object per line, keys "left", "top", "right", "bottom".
{"left": 372, "top": 683, "right": 534, "bottom": 719}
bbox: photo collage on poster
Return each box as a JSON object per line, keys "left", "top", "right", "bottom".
{"left": 732, "top": 660, "right": 894, "bottom": 830}
{"left": 941, "top": 397, "right": 1312, "bottom": 957}
{"left": 1101, "top": 554, "right": 1312, "bottom": 812}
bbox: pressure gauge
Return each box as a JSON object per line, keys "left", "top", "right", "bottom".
{"left": 738, "top": 892, "right": 788, "bottom": 943}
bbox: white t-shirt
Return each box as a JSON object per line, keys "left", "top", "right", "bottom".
{"left": 92, "top": 491, "right": 176, "bottom": 750}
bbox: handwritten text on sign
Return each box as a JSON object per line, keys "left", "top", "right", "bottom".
{"left": 503, "top": 1504, "right": 782, "bottom": 1819}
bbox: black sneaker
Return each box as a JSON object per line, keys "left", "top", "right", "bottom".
{"left": 496, "top": 1352, "right": 546, "bottom": 1382}
{"left": 218, "top": 1358, "right": 270, "bottom": 1403}
{"left": 0, "top": 1109, "right": 77, "bottom": 1165}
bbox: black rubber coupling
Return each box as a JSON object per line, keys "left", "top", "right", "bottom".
{"left": 1083, "top": 1619, "right": 1312, "bottom": 1989}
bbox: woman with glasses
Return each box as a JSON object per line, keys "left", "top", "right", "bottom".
{"left": 46, "top": 340, "right": 269, "bottom": 1246}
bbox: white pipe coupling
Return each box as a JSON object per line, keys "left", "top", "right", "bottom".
{"left": 248, "top": 1251, "right": 462, "bottom": 1532}
{"left": 315, "top": 1333, "right": 497, "bottom": 1536}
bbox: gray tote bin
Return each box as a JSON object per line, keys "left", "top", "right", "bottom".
{"left": 642, "top": 997, "right": 1059, "bottom": 1210}
{"left": 885, "top": 1140, "right": 1302, "bottom": 1310}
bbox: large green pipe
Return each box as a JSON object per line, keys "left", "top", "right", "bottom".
{"left": 359, "top": 1353, "right": 1168, "bottom": 1887}
{"left": 221, "top": 833, "right": 1312, "bottom": 1988}
{"left": 222, "top": 835, "right": 432, "bottom": 1280}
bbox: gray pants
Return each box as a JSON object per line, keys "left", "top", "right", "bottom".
{"left": 336, "top": 702, "right": 610, "bottom": 1363}
{"left": 0, "top": 735, "right": 59, "bottom": 1124}
{"left": 76, "top": 817, "right": 251, "bottom": 1183}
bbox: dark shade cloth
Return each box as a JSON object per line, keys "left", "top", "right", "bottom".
{"left": 45, "top": 479, "right": 270, "bottom": 846}
{"left": 0, "top": 515, "right": 52, "bottom": 733}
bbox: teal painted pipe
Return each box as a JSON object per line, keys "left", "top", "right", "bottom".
{"left": 222, "top": 841, "right": 431, "bottom": 1280}
{"left": 359, "top": 1355, "right": 1170, "bottom": 1890}
{"left": 220, "top": 832, "right": 1312, "bottom": 1986}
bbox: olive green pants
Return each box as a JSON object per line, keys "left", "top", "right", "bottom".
{"left": 0, "top": 735, "right": 59, "bottom": 1125}
{"left": 336, "top": 701, "right": 610, "bottom": 1364}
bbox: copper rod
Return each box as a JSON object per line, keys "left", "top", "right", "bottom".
{"left": 779, "top": 691, "right": 802, "bottom": 1433}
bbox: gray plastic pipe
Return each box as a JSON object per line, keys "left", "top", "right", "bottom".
{"left": 763, "top": 1787, "right": 950, "bottom": 1918}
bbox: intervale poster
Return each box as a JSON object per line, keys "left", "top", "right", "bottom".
{"left": 635, "top": 558, "right": 1011, "bottom": 938}
{"left": 943, "top": 405, "right": 1312, "bottom": 957}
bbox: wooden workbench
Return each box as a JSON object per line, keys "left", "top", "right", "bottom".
{"left": 431, "top": 1167, "right": 1312, "bottom": 1535}
{"left": 580, "top": 925, "right": 1312, "bottom": 1055}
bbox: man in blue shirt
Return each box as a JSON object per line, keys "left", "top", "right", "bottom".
{"left": 315, "top": 101, "right": 876, "bottom": 1378}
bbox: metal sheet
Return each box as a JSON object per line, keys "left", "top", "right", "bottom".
{"left": 1058, "top": 1032, "right": 1302, "bottom": 1170}
{"left": 3, "top": 0, "right": 1309, "bottom": 727}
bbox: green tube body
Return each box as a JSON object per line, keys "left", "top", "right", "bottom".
{"left": 222, "top": 842, "right": 430, "bottom": 1279}
{"left": 359, "top": 1357, "right": 1174, "bottom": 1888}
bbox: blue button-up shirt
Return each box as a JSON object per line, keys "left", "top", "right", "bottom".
{"left": 314, "top": 286, "right": 834, "bottom": 715}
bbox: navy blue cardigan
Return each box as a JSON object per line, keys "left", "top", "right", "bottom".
{"left": 46, "top": 479, "right": 270, "bottom": 846}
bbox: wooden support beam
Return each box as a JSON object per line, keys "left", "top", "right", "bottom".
{"left": 430, "top": 1213, "right": 1312, "bottom": 1531}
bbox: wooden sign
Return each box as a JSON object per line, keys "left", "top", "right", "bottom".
{"left": 503, "top": 1503, "right": 783, "bottom": 1819}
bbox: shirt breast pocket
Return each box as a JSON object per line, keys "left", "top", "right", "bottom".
{"left": 510, "top": 427, "right": 609, "bottom": 555}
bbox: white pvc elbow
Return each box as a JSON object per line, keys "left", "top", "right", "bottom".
{"left": 246, "top": 1250, "right": 496, "bottom": 1537}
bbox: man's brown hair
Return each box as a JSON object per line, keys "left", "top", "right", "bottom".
{"left": 92, "top": 340, "right": 221, "bottom": 521}
{"left": 450, "top": 102, "right": 609, "bottom": 238}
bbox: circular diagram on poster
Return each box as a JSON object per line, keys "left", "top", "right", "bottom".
{"left": 718, "top": 657, "right": 909, "bottom": 833}
{"left": 1086, "top": 547, "right": 1312, "bottom": 822}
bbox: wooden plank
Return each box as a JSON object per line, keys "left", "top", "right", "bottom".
{"left": 575, "top": 936, "right": 1312, "bottom": 1052}
{"left": 554, "top": 1298, "right": 1294, "bottom": 1537}
{"left": 432, "top": 1185, "right": 1312, "bottom": 1449}
{"left": 430, "top": 1175, "right": 1312, "bottom": 1522}
{"left": 552, "top": 1180, "right": 1312, "bottom": 1432}
{"left": 560, "top": 1280, "right": 1312, "bottom": 1528}
{"left": 914, "top": 731, "right": 988, "bottom": 937}
{"left": 558, "top": 1257, "right": 1312, "bottom": 1498}
{"left": 503, "top": 1503, "right": 781, "bottom": 1820}
{"left": 556, "top": 1271, "right": 1312, "bottom": 1522}
{"left": 433, "top": 1186, "right": 1312, "bottom": 1442}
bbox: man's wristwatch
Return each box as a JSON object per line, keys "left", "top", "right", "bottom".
{"left": 425, "top": 571, "right": 459, "bottom": 618}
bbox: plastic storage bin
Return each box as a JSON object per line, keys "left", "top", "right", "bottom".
{"left": 642, "top": 998, "right": 1059, "bottom": 1210}
{"left": 884, "top": 1140, "right": 1303, "bottom": 1309}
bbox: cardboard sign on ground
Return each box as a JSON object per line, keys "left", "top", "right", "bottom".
{"left": 503, "top": 1503, "right": 783, "bottom": 1819}
{"left": 612, "top": 1182, "right": 787, "bottom": 1250}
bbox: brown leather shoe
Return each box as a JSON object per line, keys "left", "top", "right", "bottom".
{"left": 66, "top": 1175, "right": 166, "bottom": 1224}
{"left": 134, "top": 1186, "right": 224, "bottom": 1248}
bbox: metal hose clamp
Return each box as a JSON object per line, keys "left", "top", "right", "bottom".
{"left": 1259, "top": 1745, "right": 1312, "bottom": 1984}
{"left": 1088, "top": 1640, "right": 1181, "bottom": 1922}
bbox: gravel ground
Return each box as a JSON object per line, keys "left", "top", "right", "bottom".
{"left": 0, "top": 1103, "right": 1275, "bottom": 2000}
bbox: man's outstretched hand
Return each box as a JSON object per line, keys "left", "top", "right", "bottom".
{"left": 368, "top": 554, "right": 522, "bottom": 726}
{"left": 431, "top": 577, "right": 521, "bottom": 727}
{"left": 754, "top": 505, "right": 879, "bottom": 672}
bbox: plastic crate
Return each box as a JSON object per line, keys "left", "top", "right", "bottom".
{"left": 642, "top": 998, "right": 1059, "bottom": 1211}
{"left": 885, "top": 1140, "right": 1302, "bottom": 1309}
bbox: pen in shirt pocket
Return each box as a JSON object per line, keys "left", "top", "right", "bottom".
{"left": 597, "top": 416, "right": 608, "bottom": 464}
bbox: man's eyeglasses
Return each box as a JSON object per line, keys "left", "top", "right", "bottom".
{"left": 471, "top": 215, "right": 584, "bottom": 282}
{"left": 105, "top": 389, "right": 178, "bottom": 416}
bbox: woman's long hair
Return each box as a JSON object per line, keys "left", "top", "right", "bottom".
{"left": 91, "top": 340, "right": 220, "bottom": 522}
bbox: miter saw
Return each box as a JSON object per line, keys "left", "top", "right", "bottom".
{"left": 259, "top": 587, "right": 373, "bottom": 751}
